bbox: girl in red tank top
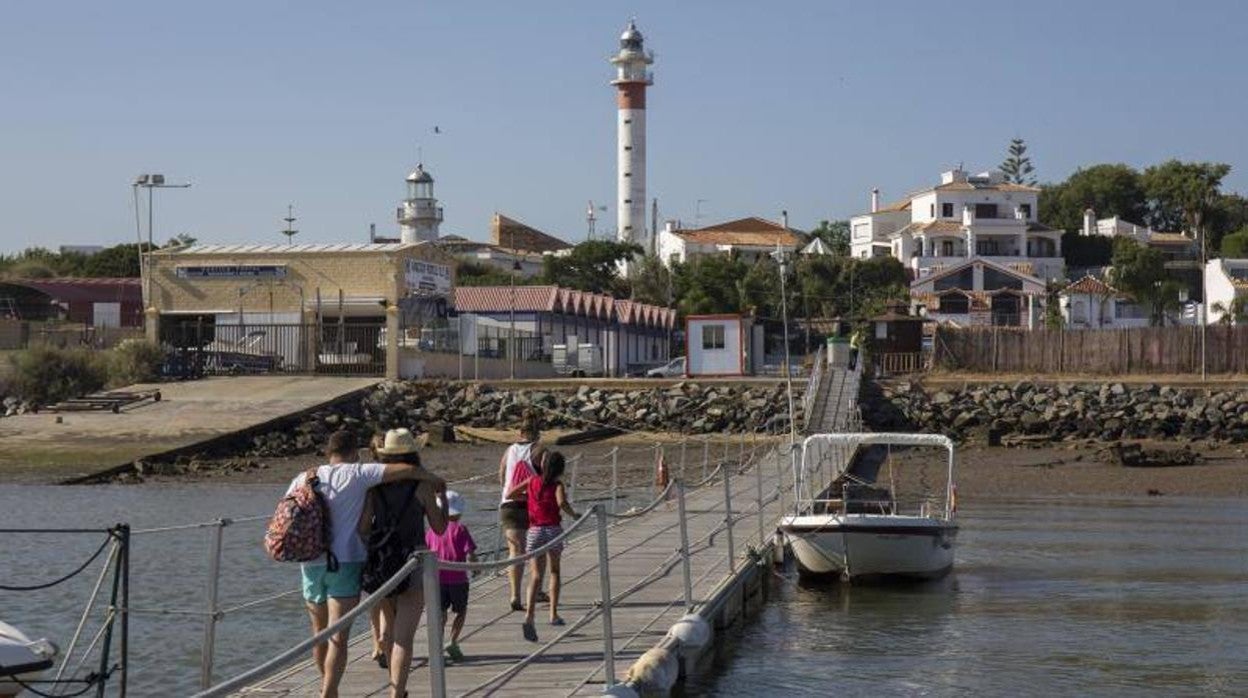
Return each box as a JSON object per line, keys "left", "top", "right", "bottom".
{"left": 505, "top": 451, "right": 578, "bottom": 641}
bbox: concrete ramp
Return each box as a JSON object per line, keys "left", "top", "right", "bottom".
{"left": 0, "top": 376, "right": 380, "bottom": 482}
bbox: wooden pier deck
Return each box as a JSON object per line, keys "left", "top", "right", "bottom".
{"left": 240, "top": 452, "right": 790, "bottom": 697}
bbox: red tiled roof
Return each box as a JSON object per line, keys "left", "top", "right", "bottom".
{"left": 1062, "top": 275, "right": 1118, "bottom": 295}
{"left": 674, "top": 217, "right": 801, "bottom": 247}
{"left": 2, "top": 277, "right": 141, "bottom": 303}
{"left": 453, "top": 285, "right": 676, "bottom": 329}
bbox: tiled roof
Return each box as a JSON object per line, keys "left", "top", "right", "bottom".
{"left": 491, "top": 214, "right": 572, "bottom": 253}
{"left": 878, "top": 199, "right": 911, "bottom": 213}
{"left": 911, "top": 257, "right": 1044, "bottom": 289}
{"left": 453, "top": 285, "right": 676, "bottom": 329}
{"left": 4, "top": 277, "right": 142, "bottom": 303}
{"left": 1062, "top": 275, "right": 1119, "bottom": 295}
{"left": 1147, "top": 232, "right": 1195, "bottom": 246}
{"left": 932, "top": 181, "right": 1041, "bottom": 193}
{"left": 674, "top": 217, "right": 802, "bottom": 247}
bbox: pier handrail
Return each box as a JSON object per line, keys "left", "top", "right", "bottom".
{"left": 115, "top": 430, "right": 796, "bottom": 695}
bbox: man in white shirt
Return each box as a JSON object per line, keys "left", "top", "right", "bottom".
{"left": 285, "top": 430, "right": 443, "bottom": 698}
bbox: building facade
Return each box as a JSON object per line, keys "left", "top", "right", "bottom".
{"left": 398, "top": 164, "right": 443, "bottom": 243}
{"left": 852, "top": 168, "right": 1065, "bottom": 283}
{"left": 1205, "top": 258, "right": 1248, "bottom": 324}
{"left": 657, "top": 217, "right": 801, "bottom": 266}
{"left": 1059, "top": 275, "right": 1149, "bottom": 329}
{"left": 910, "top": 258, "right": 1047, "bottom": 327}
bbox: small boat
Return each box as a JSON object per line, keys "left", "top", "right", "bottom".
{"left": 0, "top": 621, "right": 58, "bottom": 697}
{"left": 779, "top": 433, "right": 958, "bottom": 581}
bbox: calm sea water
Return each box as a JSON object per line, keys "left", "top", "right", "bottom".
{"left": 3, "top": 488, "right": 1247, "bottom": 696}
{"left": 691, "top": 497, "right": 1248, "bottom": 697}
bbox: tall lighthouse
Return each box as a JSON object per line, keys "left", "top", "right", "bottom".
{"left": 610, "top": 19, "right": 654, "bottom": 272}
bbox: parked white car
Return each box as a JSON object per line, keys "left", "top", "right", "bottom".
{"left": 645, "top": 356, "right": 685, "bottom": 378}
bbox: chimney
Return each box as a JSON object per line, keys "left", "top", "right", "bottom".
{"left": 871, "top": 188, "right": 880, "bottom": 213}
{"left": 369, "top": 223, "right": 376, "bottom": 242}
{"left": 962, "top": 204, "right": 974, "bottom": 226}
{"left": 781, "top": 210, "right": 789, "bottom": 229}
{"left": 1083, "top": 208, "right": 1095, "bottom": 236}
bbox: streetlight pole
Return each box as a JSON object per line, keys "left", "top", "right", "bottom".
{"left": 509, "top": 262, "right": 517, "bottom": 381}
{"left": 133, "top": 174, "right": 191, "bottom": 309}
{"left": 771, "top": 243, "right": 798, "bottom": 444}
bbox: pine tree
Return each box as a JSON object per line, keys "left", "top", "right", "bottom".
{"left": 1000, "top": 138, "right": 1036, "bottom": 185}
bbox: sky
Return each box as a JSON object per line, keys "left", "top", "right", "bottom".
{"left": 2, "top": 1, "right": 1247, "bottom": 253}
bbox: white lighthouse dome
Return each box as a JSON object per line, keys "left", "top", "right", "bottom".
{"left": 406, "top": 164, "right": 434, "bottom": 183}
{"left": 620, "top": 20, "right": 643, "bottom": 48}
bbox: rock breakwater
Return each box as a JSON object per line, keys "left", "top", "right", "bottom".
{"left": 869, "top": 381, "right": 1248, "bottom": 444}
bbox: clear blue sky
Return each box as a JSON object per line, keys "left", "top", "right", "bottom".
{"left": 2, "top": 1, "right": 1245, "bottom": 253}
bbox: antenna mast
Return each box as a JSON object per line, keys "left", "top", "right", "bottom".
{"left": 281, "top": 205, "right": 298, "bottom": 245}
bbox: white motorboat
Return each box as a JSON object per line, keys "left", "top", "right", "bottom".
{"left": 0, "top": 621, "right": 58, "bottom": 697}
{"left": 779, "top": 433, "right": 958, "bottom": 581}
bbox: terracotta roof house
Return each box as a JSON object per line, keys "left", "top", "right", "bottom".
{"left": 1058, "top": 275, "right": 1149, "bottom": 329}
{"left": 656, "top": 216, "right": 802, "bottom": 266}
{"left": 1205, "top": 258, "right": 1248, "bottom": 324}
{"left": 909, "top": 258, "right": 1046, "bottom": 328}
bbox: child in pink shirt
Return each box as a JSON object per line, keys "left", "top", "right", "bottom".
{"left": 425, "top": 490, "right": 477, "bottom": 661}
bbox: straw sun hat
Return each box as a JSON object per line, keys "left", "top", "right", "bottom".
{"left": 377, "top": 428, "right": 424, "bottom": 455}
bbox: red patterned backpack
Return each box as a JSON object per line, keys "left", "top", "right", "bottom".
{"left": 265, "top": 468, "right": 338, "bottom": 571}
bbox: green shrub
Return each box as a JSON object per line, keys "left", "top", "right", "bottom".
{"left": 10, "top": 345, "right": 108, "bottom": 405}
{"left": 108, "top": 339, "right": 166, "bottom": 386}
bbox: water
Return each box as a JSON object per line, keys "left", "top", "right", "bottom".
{"left": 691, "top": 497, "right": 1248, "bottom": 697}
{"left": 4, "top": 489, "right": 1247, "bottom": 696}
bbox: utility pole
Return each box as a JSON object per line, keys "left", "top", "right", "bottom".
{"left": 282, "top": 205, "right": 298, "bottom": 245}
{"left": 132, "top": 174, "right": 191, "bottom": 309}
{"left": 771, "top": 242, "right": 798, "bottom": 444}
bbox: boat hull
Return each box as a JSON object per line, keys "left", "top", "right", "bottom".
{"left": 780, "top": 514, "right": 957, "bottom": 580}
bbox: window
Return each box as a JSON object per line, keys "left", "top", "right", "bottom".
{"left": 624, "top": 172, "right": 632, "bottom": 177}
{"left": 974, "top": 203, "right": 998, "bottom": 219}
{"left": 983, "top": 268, "right": 1024, "bottom": 290}
{"left": 624, "top": 199, "right": 632, "bottom": 204}
{"left": 624, "top": 145, "right": 632, "bottom": 151}
{"left": 941, "top": 202, "right": 955, "bottom": 218}
{"left": 938, "top": 293, "right": 969, "bottom": 314}
{"left": 1019, "top": 203, "right": 1031, "bottom": 219}
{"left": 934, "top": 267, "right": 974, "bottom": 291}
{"left": 940, "top": 240, "right": 955, "bottom": 256}
{"left": 701, "top": 324, "right": 726, "bottom": 350}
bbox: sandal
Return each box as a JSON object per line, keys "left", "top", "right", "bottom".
{"left": 550, "top": 616, "right": 566, "bottom": 627}
{"left": 372, "top": 650, "right": 388, "bottom": 669}
{"left": 445, "top": 643, "right": 465, "bottom": 662}
{"left": 536, "top": 591, "right": 550, "bottom": 603}
{"left": 510, "top": 600, "right": 525, "bottom": 612}
{"left": 522, "top": 621, "right": 538, "bottom": 642}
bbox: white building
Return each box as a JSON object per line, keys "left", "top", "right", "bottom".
{"left": 851, "top": 168, "right": 1065, "bottom": 283}
{"left": 398, "top": 164, "right": 443, "bottom": 243}
{"left": 1059, "top": 275, "right": 1149, "bottom": 329}
{"left": 685, "top": 315, "right": 753, "bottom": 376}
{"left": 610, "top": 20, "right": 654, "bottom": 272}
{"left": 1081, "top": 209, "right": 1198, "bottom": 263}
{"left": 1205, "top": 258, "right": 1248, "bottom": 324}
{"left": 657, "top": 217, "right": 801, "bottom": 267}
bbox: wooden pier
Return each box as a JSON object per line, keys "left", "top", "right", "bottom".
{"left": 239, "top": 448, "right": 793, "bottom": 697}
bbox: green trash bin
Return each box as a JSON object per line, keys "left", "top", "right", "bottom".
{"left": 826, "top": 336, "right": 850, "bottom": 368}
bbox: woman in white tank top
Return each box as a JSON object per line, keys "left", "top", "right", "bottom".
{"left": 498, "top": 413, "right": 544, "bottom": 610}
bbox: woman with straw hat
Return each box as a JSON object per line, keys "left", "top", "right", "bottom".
{"left": 360, "top": 428, "right": 447, "bottom": 698}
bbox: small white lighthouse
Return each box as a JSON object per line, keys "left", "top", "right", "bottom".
{"left": 398, "top": 163, "right": 443, "bottom": 243}
{"left": 610, "top": 19, "right": 654, "bottom": 271}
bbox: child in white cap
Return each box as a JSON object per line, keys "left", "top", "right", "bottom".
{"left": 425, "top": 490, "right": 477, "bottom": 661}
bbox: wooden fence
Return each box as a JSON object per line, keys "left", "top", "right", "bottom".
{"left": 933, "top": 325, "right": 1248, "bottom": 375}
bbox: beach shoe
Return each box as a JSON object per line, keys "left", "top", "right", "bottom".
{"left": 446, "top": 643, "right": 465, "bottom": 662}
{"left": 536, "top": 591, "right": 550, "bottom": 603}
{"left": 550, "top": 616, "right": 566, "bottom": 627}
{"left": 522, "top": 621, "right": 538, "bottom": 642}
{"left": 510, "top": 600, "right": 525, "bottom": 612}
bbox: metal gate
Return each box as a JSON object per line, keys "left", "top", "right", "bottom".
{"left": 160, "top": 319, "right": 385, "bottom": 377}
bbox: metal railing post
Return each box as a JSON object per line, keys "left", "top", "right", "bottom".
{"left": 722, "top": 467, "right": 736, "bottom": 573}
{"left": 676, "top": 481, "right": 694, "bottom": 611}
{"left": 200, "top": 520, "right": 225, "bottom": 690}
{"left": 755, "top": 453, "right": 765, "bottom": 547}
{"left": 738, "top": 431, "right": 745, "bottom": 466}
{"left": 569, "top": 453, "right": 580, "bottom": 503}
{"left": 680, "top": 440, "right": 688, "bottom": 482}
{"left": 610, "top": 447, "right": 619, "bottom": 514}
{"left": 701, "top": 441, "right": 709, "bottom": 481}
{"left": 423, "top": 550, "right": 447, "bottom": 698}
{"left": 775, "top": 447, "right": 786, "bottom": 514}
{"left": 595, "top": 506, "right": 617, "bottom": 688}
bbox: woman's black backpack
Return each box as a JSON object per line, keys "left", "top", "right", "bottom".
{"left": 361, "top": 482, "right": 419, "bottom": 596}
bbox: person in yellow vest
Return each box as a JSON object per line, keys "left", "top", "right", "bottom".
{"left": 848, "top": 327, "right": 865, "bottom": 371}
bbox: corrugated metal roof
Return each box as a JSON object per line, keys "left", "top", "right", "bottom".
{"left": 156, "top": 243, "right": 417, "bottom": 255}
{"left": 454, "top": 285, "right": 677, "bottom": 329}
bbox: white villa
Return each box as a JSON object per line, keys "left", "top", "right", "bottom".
{"left": 1059, "top": 275, "right": 1150, "bottom": 329}
{"left": 657, "top": 217, "right": 801, "bottom": 267}
{"left": 851, "top": 168, "right": 1066, "bottom": 284}
{"left": 1081, "top": 209, "right": 1199, "bottom": 264}
{"left": 1205, "top": 258, "right": 1248, "bottom": 324}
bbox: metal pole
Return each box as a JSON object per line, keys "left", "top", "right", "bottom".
{"left": 722, "top": 467, "right": 736, "bottom": 573}
{"left": 680, "top": 440, "right": 688, "bottom": 482}
{"left": 509, "top": 268, "right": 516, "bottom": 381}
{"left": 200, "top": 521, "right": 225, "bottom": 690}
{"left": 778, "top": 252, "right": 798, "bottom": 445}
{"left": 775, "top": 447, "right": 786, "bottom": 514}
{"left": 457, "top": 314, "right": 464, "bottom": 381}
{"left": 569, "top": 453, "right": 580, "bottom": 502}
{"left": 595, "top": 506, "right": 617, "bottom": 688}
{"left": 98, "top": 528, "right": 124, "bottom": 698}
{"left": 676, "top": 481, "right": 694, "bottom": 611}
{"left": 423, "top": 550, "right": 447, "bottom": 698}
{"left": 147, "top": 186, "right": 155, "bottom": 308}
{"left": 119, "top": 524, "right": 130, "bottom": 698}
{"left": 702, "top": 441, "right": 709, "bottom": 481}
{"left": 610, "top": 448, "right": 619, "bottom": 514}
{"left": 755, "top": 452, "right": 765, "bottom": 546}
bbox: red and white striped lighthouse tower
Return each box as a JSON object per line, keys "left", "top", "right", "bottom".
{"left": 610, "top": 19, "right": 654, "bottom": 274}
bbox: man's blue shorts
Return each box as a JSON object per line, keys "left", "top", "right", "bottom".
{"left": 300, "top": 562, "right": 364, "bottom": 604}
